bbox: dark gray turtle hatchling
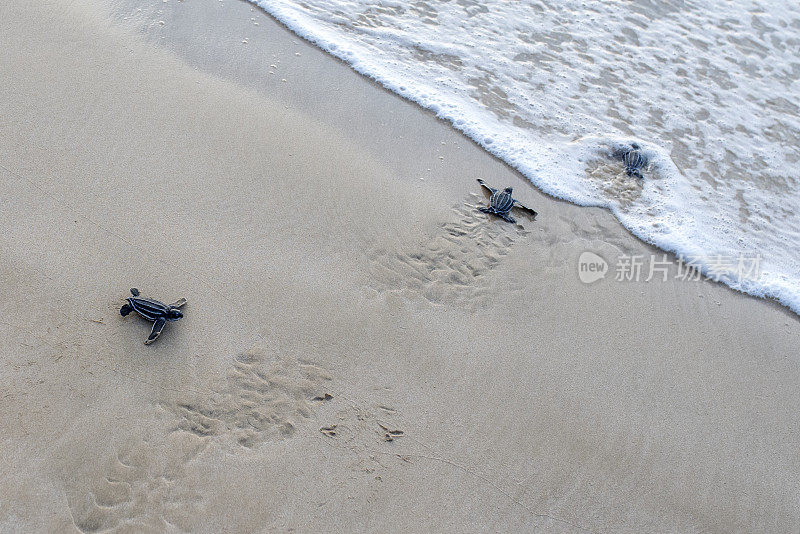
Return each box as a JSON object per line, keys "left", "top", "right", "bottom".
{"left": 618, "top": 143, "right": 647, "bottom": 179}
{"left": 120, "top": 288, "right": 186, "bottom": 345}
{"left": 477, "top": 179, "right": 538, "bottom": 223}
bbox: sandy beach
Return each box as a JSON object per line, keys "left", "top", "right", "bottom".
{"left": 2, "top": 0, "right": 799, "bottom": 532}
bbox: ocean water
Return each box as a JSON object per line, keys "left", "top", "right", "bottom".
{"left": 248, "top": 0, "right": 800, "bottom": 313}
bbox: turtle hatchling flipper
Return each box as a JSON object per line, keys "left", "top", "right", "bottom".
{"left": 478, "top": 206, "right": 493, "bottom": 214}
{"left": 130, "top": 288, "right": 140, "bottom": 297}
{"left": 477, "top": 179, "right": 497, "bottom": 194}
{"left": 498, "top": 213, "right": 516, "bottom": 224}
{"left": 515, "top": 203, "right": 538, "bottom": 219}
{"left": 145, "top": 317, "right": 167, "bottom": 345}
{"left": 120, "top": 303, "right": 133, "bottom": 316}
{"left": 169, "top": 298, "right": 187, "bottom": 308}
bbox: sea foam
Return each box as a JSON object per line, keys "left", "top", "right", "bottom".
{"left": 249, "top": 0, "right": 800, "bottom": 314}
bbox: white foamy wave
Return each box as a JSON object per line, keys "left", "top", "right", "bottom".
{"left": 249, "top": 0, "right": 800, "bottom": 313}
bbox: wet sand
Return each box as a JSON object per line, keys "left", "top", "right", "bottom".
{"left": 1, "top": 0, "right": 799, "bottom": 532}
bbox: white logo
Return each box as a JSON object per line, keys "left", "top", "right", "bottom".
{"left": 578, "top": 251, "right": 608, "bottom": 284}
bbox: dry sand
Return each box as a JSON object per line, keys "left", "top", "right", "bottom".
{"left": 1, "top": 0, "right": 799, "bottom": 532}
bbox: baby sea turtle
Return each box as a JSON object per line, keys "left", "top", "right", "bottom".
{"left": 120, "top": 288, "right": 186, "bottom": 345}
{"left": 477, "top": 179, "right": 538, "bottom": 223}
{"left": 620, "top": 143, "right": 647, "bottom": 179}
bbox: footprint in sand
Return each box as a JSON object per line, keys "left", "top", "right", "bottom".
{"left": 315, "top": 394, "right": 411, "bottom": 483}
{"left": 368, "top": 194, "right": 530, "bottom": 310}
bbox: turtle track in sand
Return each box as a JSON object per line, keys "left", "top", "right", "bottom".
{"left": 367, "top": 193, "right": 530, "bottom": 310}
{"left": 66, "top": 433, "right": 206, "bottom": 533}
{"left": 164, "top": 347, "right": 331, "bottom": 449}
{"left": 65, "top": 348, "right": 331, "bottom": 533}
